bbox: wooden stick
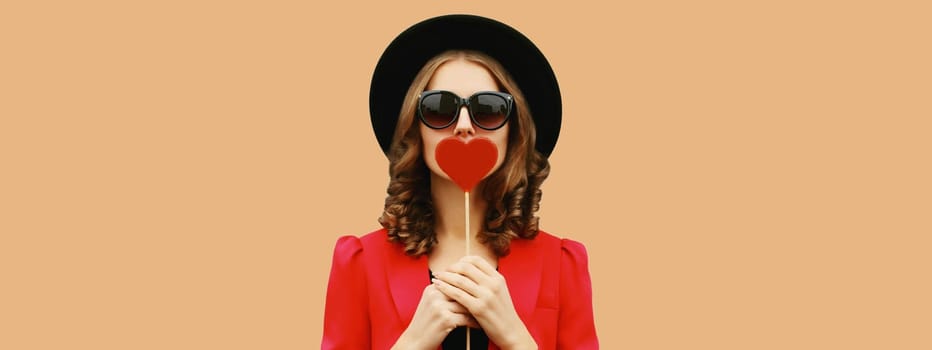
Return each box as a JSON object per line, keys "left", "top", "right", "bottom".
{"left": 465, "top": 191, "right": 471, "bottom": 256}
{"left": 464, "top": 191, "right": 471, "bottom": 349}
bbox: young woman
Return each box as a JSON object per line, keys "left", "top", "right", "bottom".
{"left": 323, "top": 15, "right": 598, "bottom": 350}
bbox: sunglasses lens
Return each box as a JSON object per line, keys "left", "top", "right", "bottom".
{"left": 470, "top": 94, "right": 510, "bottom": 129}
{"left": 420, "top": 92, "right": 459, "bottom": 128}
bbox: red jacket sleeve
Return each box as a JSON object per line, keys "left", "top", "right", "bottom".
{"left": 558, "top": 239, "right": 599, "bottom": 349}
{"left": 322, "top": 235, "right": 371, "bottom": 349}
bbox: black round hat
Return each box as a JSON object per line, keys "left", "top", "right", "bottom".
{"left": 369, "top": 14, "right": 562, "bottom": 157}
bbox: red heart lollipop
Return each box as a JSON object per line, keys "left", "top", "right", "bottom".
{"left": 435, "top": 137, "right": 498, "bottom": 192}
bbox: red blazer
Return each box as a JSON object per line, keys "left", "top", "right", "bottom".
{"left": 322, "top": 229, "right": 598, "bottom": 349}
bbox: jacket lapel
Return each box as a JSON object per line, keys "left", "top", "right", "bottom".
{"left": 498, "top": 237, "right": 544, "bottom": 324}
{"left": 384, "top": 243, "right": 428, "bottom": 326}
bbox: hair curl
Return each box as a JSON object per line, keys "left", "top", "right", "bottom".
{"left": 378, "top": 50, "right": 550, "bottom": 257}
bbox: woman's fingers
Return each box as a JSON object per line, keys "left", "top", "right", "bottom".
{"left": 446, "top": 300, "right": 469, "bottom": 314}
{"left": 434, "top": 271, "right": 482, "bottom": 298}
{"left": 432, "top": 277, "right": 478, "bottom": 310}
{"left": 463, "top": 315, "right": 480, "bottom": 329}
{"left": 447, "top": 313, "right": 480, "bottom": 329}
{"left": 404, "top": 284, "right": 481, "bottom": 348}
{"left": 442, "top": 298, "right": 480, "bottom": 328}
{"left": 428, "top": 284, "right": 475, "bottom": 319}
{"left": 433, "top": 298, "right": 479, "bottom": 330}
{"left": 447, "top": 258, "right": 494, "bottom": 286}
{"left": 465, "top": 255, "right": 498, "bottom": 276}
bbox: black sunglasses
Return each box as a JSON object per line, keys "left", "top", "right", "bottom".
{"left": 417, "top": 90, "right": 513, "bottom": 130}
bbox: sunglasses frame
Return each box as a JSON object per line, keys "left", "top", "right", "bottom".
{"left": 417, "top": 90, "right": 514, "bottom": 131}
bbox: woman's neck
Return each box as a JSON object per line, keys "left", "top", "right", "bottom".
{"left": 430, "top": 172, "right": 487, "bottom": 246}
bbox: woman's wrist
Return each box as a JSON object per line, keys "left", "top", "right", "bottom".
{"left": 391, "top": 332, "right": 423, "bottom": 350}
{"left": 499, "top": 319, "right": 538, "bottom": 350}
{"left": 500, "top": 334, "right": 537, "bottom": 350}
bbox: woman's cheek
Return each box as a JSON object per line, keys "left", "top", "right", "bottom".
{"left": 420, "top": 131, "right": 450, "bottom": 180}
{"left": 491, "top": 129, "right": 508, "bottom": 173}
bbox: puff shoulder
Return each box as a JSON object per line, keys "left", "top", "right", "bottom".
{"left": 560, "top": 238, "right": 590, "bottom": 268}
{"left": 322, "top": 235, "right": 370, "bottom": 349}
{"left": 557, "top": 237, "right": 599, "bottom": 349}
{"left": 332, "top": 235, "right": 364, "bottom": 267}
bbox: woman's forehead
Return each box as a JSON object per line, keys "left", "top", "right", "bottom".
{"left": 426, "top": 59, "right": 499, "bottom": 96}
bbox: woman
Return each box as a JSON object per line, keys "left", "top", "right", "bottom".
{"left": 323, "top": 15, "right": 598, "bottom": 349}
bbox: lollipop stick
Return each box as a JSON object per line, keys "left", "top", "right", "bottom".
{"left": 465, "top": 191, "right": 471, "bottom": 255}
{"left": 464, "top": 191, "right": 471, "bottom": 349}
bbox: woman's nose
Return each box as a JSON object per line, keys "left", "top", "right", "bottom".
{"left": 453, "top": 106, "right": 475, "bottom": 137}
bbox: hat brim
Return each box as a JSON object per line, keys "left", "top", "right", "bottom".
{"left": 369, "top": 14, "right": 561, "bottom": 158}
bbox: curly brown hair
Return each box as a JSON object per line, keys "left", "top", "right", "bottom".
{"left": 377, "top": 50, "right": 551, "bottom": 257}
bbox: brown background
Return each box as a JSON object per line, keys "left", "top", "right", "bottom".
{"left": 2, "top": 0, "right": 930, "bottom": 349}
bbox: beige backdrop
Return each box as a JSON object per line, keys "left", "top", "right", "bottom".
{"left": 2, "top": 0, "right": 930, "bottom": 349}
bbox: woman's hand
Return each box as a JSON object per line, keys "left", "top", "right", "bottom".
{"left": 432, "top": 255, "right": 538, "bottom": 350}
{"left": 392, "top": 284, "right": 480, "bottom": 350}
